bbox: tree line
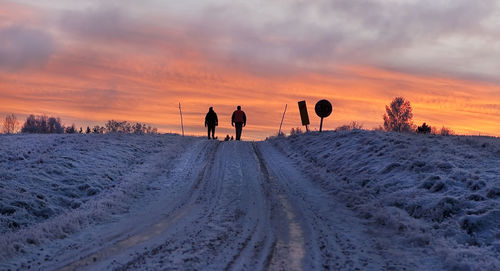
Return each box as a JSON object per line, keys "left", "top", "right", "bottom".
{"left": 0, "top": 114, "right": 157, "bottom": 135}
{"left": 1, "top": 98, "right": 454, "bottom": 136}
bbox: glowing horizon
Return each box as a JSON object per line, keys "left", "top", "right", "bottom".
{"left": 1, "top": 1, "right": 499, "bottom": 140}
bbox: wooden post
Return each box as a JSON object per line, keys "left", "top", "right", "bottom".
{"left": 278, "top": 104, "right": 287, "bottom": 136}
{"left": 178, "top": 102, "right": 184, "bottom": 136}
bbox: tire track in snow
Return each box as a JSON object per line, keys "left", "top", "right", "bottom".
{"left": 117, "top": 142, "right": 281, "bottom": 270}
{"left": 252, "top": 143, "right": 307, "bottom": 271}
{"left": 53, "top": 140, "right": 220, "bottom": 271}
{"left": 40, "top": 140, "right": 401, "bottom": 270}
{"left": 189, "top": 142, "right": 276, "bottom": 270}
{"left": 257, "top": 142, "right": 396, "bottom": 270}
{"left": 111, "top": 142, "right": 269, "bottom": 270}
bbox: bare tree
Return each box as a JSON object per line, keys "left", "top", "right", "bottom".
{"left": 2, "top": 114, "right": 19, "bottom": 134}
{"left": 439, "top": 126, "right": 454, "bottom": 136}
{"left": 383, "top": 97, "right": 414, "bottom": 132}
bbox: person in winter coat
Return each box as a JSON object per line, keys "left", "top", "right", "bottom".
{"left": 231, "top": 105, "right": 246, "bottom": 141}
{"left": 205, "top": 107, "right": 218, "bottom": 139}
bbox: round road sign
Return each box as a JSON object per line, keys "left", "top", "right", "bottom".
{"left": 315, "top": 99, "right": 332, "bottom": 118}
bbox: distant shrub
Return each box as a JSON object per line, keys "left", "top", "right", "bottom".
{"left": 105, "top": 120, "right": 131, "bottom": 133}
{"left": 430, "top": 126, "right": 438, "bottom": 135}
{"left": 336, "top": 121, "right": 363, "bottom": 131}
{"left": 65, "top": 125, "right": 77, "bottom": 134}
{"left": 383, "top": 97, "right": 415, "bottom": 132}
{"left": 439, "top": 126, "right": 454, "bottom": 136}
{"left": 105, "top": 120, "right": 157, "bottom": 134}
{"left": 267, "top": 132, "right": 284, "bottom": 140}
{"left": 21, "top": 115, "right": 65, "bottom": 134}
{"left": 290, "top": 127, "right": 303, "bottom": 136}
{"left": 92, "top": 125, "right": 105, "bottom": 134}
{"left": 2, "top": 113, "right": 19, "bottom": 134}
{"left": 417, "top": 123, "right": 431, "bottom": 134}
{"left": 47, "top": 117, "right": 64, "bottom": 133}
{"left": 132, "top": 122, "right": 157, "bottom": 135}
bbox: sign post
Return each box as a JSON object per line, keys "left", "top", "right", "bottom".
{"left": 178, "top": 102, "right": 184, "bottom": 137}
{"left": 298, "top": 100, "right": 310, "bottom": 132}
{"left": 315, "top": 99, "right": 332, "bottom": 132}
{"left": 278, "top": 104, "right": 287, "bottom": 136}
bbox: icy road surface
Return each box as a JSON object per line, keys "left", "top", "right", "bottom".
{"left": 3, "top": 139, "right": 447, "bottom": 270}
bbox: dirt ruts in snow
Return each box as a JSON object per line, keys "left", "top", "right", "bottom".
{"left": 270, "top": 130, "right": 500, "bottom": 270}
{"left": 98, "top": 140, "right": 399, "bottom": 270}
{"left": 71, "top": 141, "right": 417, "bottom": 270}
{"left": 54, "top": 140, "right": 220, "bottom": 271}
{"left": 111, "top": 141, "right": 280, "bottom": 270}
{"left": 256, "top": 142, "right": 413, "bottom": 270}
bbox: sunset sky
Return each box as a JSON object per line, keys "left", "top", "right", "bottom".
{"left": 1, "top": 0, "right": 499, "bottom": 139}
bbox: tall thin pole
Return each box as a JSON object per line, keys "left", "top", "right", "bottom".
{"left": 278, "top": 104, "right": 287, "bottom": 136}
{"left": 179, "top": 102, "right": 184, "bottom": 136}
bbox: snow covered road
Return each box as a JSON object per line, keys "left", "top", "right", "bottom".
{"left": 3, "top": 139, "right": 429, "bottom": 270}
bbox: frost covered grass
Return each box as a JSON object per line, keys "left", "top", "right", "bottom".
{"left": 0, "top": 133, "right": 194, "bottom": 259}
{"left": 269, "top": 130, "right": 500, "bottom": 270}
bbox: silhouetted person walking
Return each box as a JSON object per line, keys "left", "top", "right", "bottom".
{"left": 231, "top": 105, "right": 246, "bottom": 141}
{"left": 205, "top": 107, "right": 218, "bottom": 139}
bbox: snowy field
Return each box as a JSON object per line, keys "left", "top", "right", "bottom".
{"left": 0, "top": 134, "right": 194, "bottom": 259}
{"left": 271, "top": 130, "right": 500, "bottom": 270}
{"left": 0, "top": 131, "right": 498, "bottom": 270}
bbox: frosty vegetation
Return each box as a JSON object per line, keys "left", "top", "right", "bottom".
{"left": 1, "top": 114, "right": 19, "bottom": 134}
{"left": 104, "top": 120, "right": 158, "bottom": 135}
{"left": 336, "top": 121, "right": 363, "bottom": 132}
{"left": 383, "top": 97, "right": 414, "bottom": 132}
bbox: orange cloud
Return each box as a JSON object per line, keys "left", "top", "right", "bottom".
{"left": 1, "top": 1, "right": 499, "bottom": 139}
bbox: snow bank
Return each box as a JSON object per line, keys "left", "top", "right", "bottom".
{"left": 0, "top": 134, "right": 194, "bottom": 259}
{"left": 269, "top": 130, "right": 500, "bottom": 270}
